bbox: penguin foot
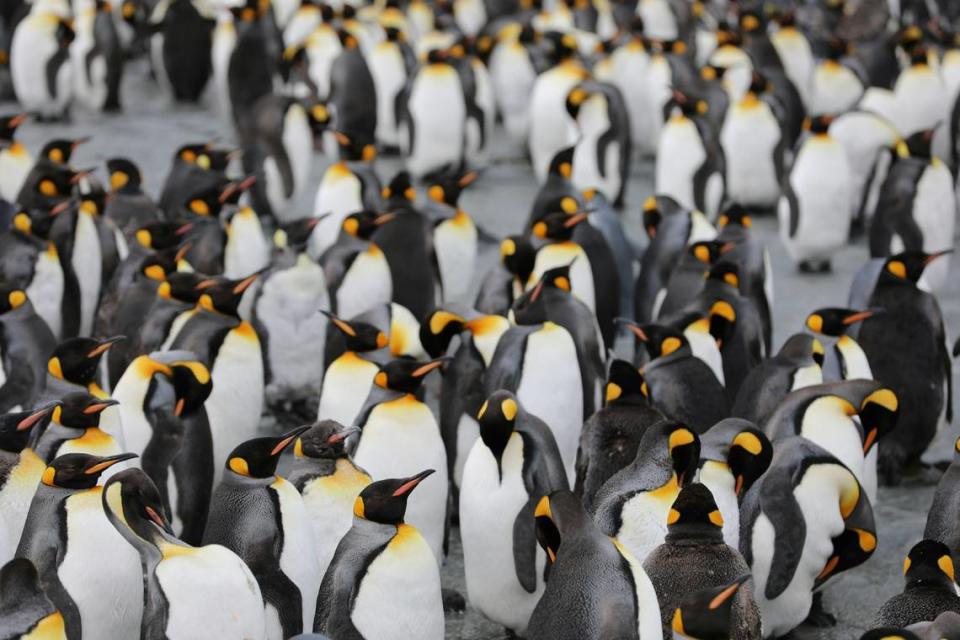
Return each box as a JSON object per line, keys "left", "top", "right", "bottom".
{"left": 441, "top": 588, "right": 466, "bottom": 613}
{"left": 801, "top": 592, "right": 836, "bottom": 628}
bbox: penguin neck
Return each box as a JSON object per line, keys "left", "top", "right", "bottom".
{"left": 664, "top": 523, "right": 724, "bottom": 544}
{"left": 224, "top": 470, "right": 277, "bottom": 489}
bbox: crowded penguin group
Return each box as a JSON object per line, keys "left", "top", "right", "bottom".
{"left": 1, "top": 0, "right": 960, "bottom": 636}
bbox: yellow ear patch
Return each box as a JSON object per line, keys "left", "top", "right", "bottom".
{"left": 732, "top": 431, "right": 763, "bottom": 455}
{"left": 694, "top": 245, "right": 710, "bottom": 263}
{"left": 669, "top": 428, "right": 695, "bottom": 451}
{"left": 560, "top": 196, "right": 578, "bottom": 214}
{"left": 710, "top": 300, "right": 736, "bottom": 322}
{"left": 667, "top": 508, "right": 681, "bottom": 524}
{"left": 428, "top": 185, "right": 445, "bottom": 202}
{"left": 723, "top": 272, "right": 739, "bottom": 288}
{"left": 856, "top": 529, "right": 876, "bottom": 552}
{"left": 48, "top": 357, "right": 64, "bottom": 380}
{"left": 8, "top": 290, "right": 26, "bottom": 309}
{"left": 806, "top": 314, "right": 823, "bottom": 333}
{"left": 709, "top": 510, "right": 724, "bottom": 526}
{"left": 554, "top": 276, "right": 571, "bottom": 292}
{"left": 343, "top": 217, "right": 360, "bottom": 236}
{"left": 903, "top": 556, "right": 911, "bottom": 574}
{"left": 501, "top": 398, "right": 518, "bottom": 421}
{"left": 52, "top": 406, "right": 62, "bottom": 424}
{"left": 144, "top": 265, "right": 166, "bottom": 281}
{"left": 605, "top": 382, "right": 622, "bottom": 403}
{"left": 39, "top": 179, "right": 57, "bottom": 197}
{"left": 41, "top": 466, "right": 57, "bottom": 486}
{"left": 353, "top": 496, "right": 365, "bottom": 518}
{"left": 696, "top": 100, "right": 708, "bottom": 114}
{"left": 429, "top": 311, "right": 465, "bottom": 335}
{"left": 376, "top": 332, "right": 389, "bottom": 349}
{"left": 229, "top": 457, "right": 250, "bottom": 476}
{"left": 374, "top": 372, "right": 388, "bottom": 388}
{"left": 532, "top": 222, "right": 548, "bottom": 238}
{"left": 136, "top": 229, "right": 152, "bottom": 248}
{"left": 501, "top": 238, "right": 517, "bottom": 257}
{"left": 190, "top": 199, "right": 210, "bottom": 216}
{"left": 362, "top": 145, "right": 376, "bottom": 162}
{"left": 940, "top": 555, "right": 955, "bottom": 580}
{"left": 110, "top": 171, "right": 129, "bottom": 190}
{"left": 863, "top": 388, "right": 898, "bottom": 412}
{"left": 887, "top": 260, "right": 906, "bottom": 278}
{"left": 661, "top": 336, "right": 682, "bottom": 356}
{"left": 559, "top": 162, "right": 572, "bottom": 178}
{"left": 534, "top": 495, "right": 552, "bottom": 518}
{"left": 477, "top": 400, "right": 489, "bottom": 419}
{"left": 643, "top": 196, "right": 657, "bottom": 211}
{"left": 671, "top": 609, "right": 685, "bottom": 634}
{"left": 13, "top": 213, "right": 31, "bottom": 234}
{"left": 312, "top": 104, "right": 328, "bottom": 121}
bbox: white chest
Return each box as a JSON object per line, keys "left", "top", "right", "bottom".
{"left": 72, "top": 211, "right": 103, "bottom": 337}
{"left": 656, "top": 116, "right": 706, "bottom": 211}
{"left": 26, "top": 247, "right": 64, "bottom": 339}
{"left": 301, "top": 459, "right": 370, "bottom": 574}
{"left": 272, "top": 478, "right": 322, "bottom": 633}
{"left": 317, "top": 353, "right": 378, "bottom": 424}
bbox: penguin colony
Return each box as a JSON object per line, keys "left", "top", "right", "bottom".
{"left": 0, "top": 0, "right": 959, "bottom": 637}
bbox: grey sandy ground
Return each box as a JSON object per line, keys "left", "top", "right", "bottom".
{"left": 5, "top": 61, "right": 959, "bottom": 638}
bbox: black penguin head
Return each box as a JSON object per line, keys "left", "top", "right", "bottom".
{"left": 353, "top": 470, "right": 434, "bottom": 525}
{"left": 804, "top": 114, "right": 834, "bottom": 135}
{"left": 531, "top": 205, "right": 588, "bottom": 241}
{"left": 341, "top": 210, "right": 396, "bottom": 240}
{"left": 669, "top": 88, "right": 709, "bottom": 118}
{"left": 908, "top": 43, "right": 929, "bottom": 66}
{"left": 717, "top": 203, "right": 753, "bottom": 229}
{"left": 294, "top": 420, "right": 359, "bottom": 459}
{"left": 565, "top": 85, "right": 590, "bottom": 119}
{"left": 898, "top": 127, "right": 937, "bottom": 159}
{"left": 274, "top": 217, "right": 321, "bottom": 253}
{"left": 420, "top": 310, "right": 466, "bottom": 358}
{"left": 48, "top": 336, "right": 124, "bottom": 386}
{"left": 0, "top": 408, "right": 50, "bottom": 453}
{"left": 671, "top": 575, "right": 750, "bottom": 639}
{"left": 666, "top": 483, "right": 724, "bottom": 539}
{"left": 534, "top": 490, "right": 596, "bottom": 564}
{"left": 664, "top": 423, "right": 699, "bottom": 485}
{"left": 11, "top": 205, "right": 60, "bottom": 239}
{"left": 641, "top": 194, "right": 684, "bottom": 238}
{"left": 714, "top": 21, "right": 741, "bottom": 47}
{"left": 619, "top": 320, "right": 688, "bottom": 360}
{"left": 303, "top": 99, "right": 332, "bottom": 138}
{"left": 604, "top": 359, "right": 648, "bottom": 405}
{"left": 106, "top": 158, "right": 143, "bottom": 192}
{"left": 158, "top": 271, "right": 207, "bottom": 304}
{"left": 882, "top": 250, "right": 951, "bottom": 284}
{"left": 226, "top": 426, "right": 310, "bottom": 478}
{"left": 322, "top": 311, "right": 388, "bottom": 352}
{"left": 229, "top": 0, "right": 265, "bottom": 23}
{"left": 738, "top": 9, "right": 763, "bottom": 32}
{"left": 55, "top": 18, "right": 75, "bottom": 46}
{"left": 103, "top": 469, "right": 174, "bottom": 540}
{"left": 746, "top": 70, "right": 769, "bottom": 95}
{"left": 518, "top": 22, "right": 539, "bottom": 44}
{"left": 181, "top": 185, "right": 226, "bottom": 218}
{"left": 706, "top": 260, "right": 741, "bottom": 288}
{"left": 200, "top": 147, "right": 235, "bottom": 172}
{"left": 545, "top": 30, "right": 578, "bottom": 63}
{"left": 173, "top": 143, "right": 209, "bottom": 166}
{"left": 136, "top": 221, "right": 192, "bottom": 251}
{"left": 52, "top": 392, "right": 119, "bottom": 429}
{"left": 511, "top": 263, "right": 575, "bottom": 324}
{"left": 40, "top": 138, "right": 86, "bottom": 166}
{"left": 903, "top": 540, "right": 956, "bottom": 590}
{"left": 31, "top": 166, "right": 77, "bottom": 202}
{"left": 333, "top": 130, "right": 376, "bottom": 163}
{"left": 826, "top": 37, "right": 850, "bottom": 60}
{"left": 858, "top": 386, "right": 899, "bottom": 454}
{"left": 373, "top": 358, "right": 448, "bottom": 394}
{"left": 195, "top": 272, "right": 261, "bottom": 317}
{"left": 382, "top": 170, "right": 416, "bottom": 205}
{"left": 805, "top": 307, "right": 876, "bottom": 337}
{"left": 547, "top": 147, "right": 575, "bottom": 179}
{"left": 41, "top": 452, "right": 137, "bottom": 490}
{"left": 78, "top": 182, "right": 107, "bottom": 218}
{"left": 0, "top": 284, "right": 28, "bottom": 315}
{"left": 170, "top": 361, "right": 213, "bottom": 417}
{"left": 726, "top": 428, "right": 772, "bottom": 497}
{"left": 425, "top": 48, "right": 448, "bottom": 65}
{"left": 477, "top": 390, "right": 520, "bottom": 470}
{"left": 0, "top": 113, "right": 26, "bottom": 145}
{"left": 688, "top": 240, "right": 735, "bottom": 265}
{"left": 500, "top": 235, "right": 536, "bottom": 283}
{"left": 425, "top": 171, "right": 477, "bottom": 207}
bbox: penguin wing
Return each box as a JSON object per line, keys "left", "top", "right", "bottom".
{"left": 483, "top": 326, "right": 537, "bottom": 396}
{"left": 0, "top": 348, "right": 38, "bottom": 413}
{"left": 512, "top": 497, "right": 540, "bottom": 593}
{"left": 45, "top": 45, "right": 71, "bottom": 101}
{"left": 781, "top": 176, "right": 801, "bottom": 238}
{"left": 756, "top": 468, "right": 807, "bottom": 600}
{"left": 940, "top": 321, "right": 953, "bottom": 424}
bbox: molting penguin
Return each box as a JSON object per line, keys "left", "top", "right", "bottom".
{"left": 527, "top": 489, "right": 664, "bottom": 640}
{"left": 287, "top": 420, "right": 369, "bottom": 578}
{"left": 804, "top": 307, "right": 875, "bottom": 381}
{"left": 591, "top": 421, "right": 700, "bottom": 562}
{"left": 0, "top": 285, "right": 56, "bottom": 413}
{"left": 0, "top": 557, "right": 66, "bottom": 638}
{"left": 313, "top": 471, "right": 444, "bottom": 640}
{"left": 874, "top": 540, "right": 960, "bottom": 628}
{"left": 643, "top": 483, "right": 761, "bottom": 639}
{"left": 15, "top": 452, "right": 141, "bottom": 640}
{"left": 102, "top": 469, "right": 267, "bottom": 639}
{"left": 460, "top": 390, "right": 568, "bottom": 636}
{"left": 203, "top": 427, "right": 319, "bottom": 639}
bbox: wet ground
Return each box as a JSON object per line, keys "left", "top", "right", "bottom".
{"left": 4, "top": 60, "right": 960, "bottom": 638}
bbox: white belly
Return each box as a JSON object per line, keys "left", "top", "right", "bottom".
{"left": 224, "top": 212, "right": 270, "bottom": 279}
{"left": 71, "top": 25, "right": 107, "bottom": 111}
{"left": 11, "top": 19, "right": 60, "bottom": 110}
{"left": 0, "top": 452, "right": 46, "bottom": 565}
{"left": 0, "top": 147, "right": 33, "bottom": 202}
{"left": 811, "top": 65, "right": 863, "bottom": 115}
{"left": 434, "top": 213, "right": 477, "bottom": 304}
{"left": 336, "top": 247, "right": 392, "bottom": 319}
{"left": 529, "top": 244, "right": 595, "bottom": 312}
{"left": 72, "top": 211, "right": 102, "bottom": 337}
{"left": 310, "top": 168, "right": 363, "bottom": 256}
{"left": 893, "top": 68, "right": 946, "bottom": 138}
{"left": 317, "top": 353, "right": 378, "bottom": 424}
{"left": 453, "top": 413, "right": 479, "bottom": 489}
{"left": 283, "top": 106, "right": 314, "bottom": 209}
{"left": 636, "top": 0, "right": 676, "bottom": 39}
{"left": 771, "top": 31, "right": 813, "bottom": 107}
{"left": 405, "top": 68, "right": 466, "bottom": 178}
{"left": 684, "top": 327, "right": 725, "bottom": 385}
{"left": 615, "top": 480, "right": 679, "bottom": 563}
{"left": 528, "top": 66, "right": 582, "bottom": 181}
{"left": 273, "top": 478, "right": 322, "bottom": 634}
{"left": 162, "top": 310, "right": 196, "bottom": 350}
{"left": 791, "top": 364, "right": 823, "bottom": 391}
{"left": 697, "top": 460, "right": 739, "bottom": 548}
{"left": 572, "top": 95, "right": 619, "bottom": 200}
{"left": 370, "top": 44, "right": 407, "bottom": 146}
{"left": 837, "top": 336, "right": 872, "bottom": 381}
{"left": 610, "top": 46, "right": 651, "bottom": 149}
{"left": 301, "top": 459, "right": 370, "bottom": 575}
{"left": 800, "top": 406, "right": 865, "bottom": 489}
{"left": 490, "top": 45, "right": 536, "bottom": 142}
{"left": 656, "top": 116, "right": 706, "bottom": 211}
{"left": 721, "top": 104, "right": 781, "bottom": 207}
{"left": 911, "top": 163, "right": 955, "bottom": 291}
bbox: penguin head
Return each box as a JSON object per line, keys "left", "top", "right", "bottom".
{"left": 619, "top": 320, "right": 689, "bottom": 361}
{"left": 641, "top": 194, "right": 683, "bottom": 239}
{"left": 420, "top": 310, "right": 466, "bottom": 358}
{"left": 881, "top": 250, "right": 951, "bottom": 284}
{"left": 425, "top": 171, "right": 478, "bottom": 207}
{"left": 699, "top": 64, "right": 727, "bottom": 83}
{"left": 106, "top": 158, "right": 143, "bottom": 193}
{"left": 173, "top": 143, "right": 209, "bottom": 166}
{"left": 604, "top": 359, "right": 648, "bottom": 405}
{"left": 40, "top": 453, "right": 137, "bottom": 490}
{"left": 726, "top": 428, "right": 772, "bottom": 497}
{"left": 0, "top": 408, "right": 51, "bottom": 453}
{"left": 908, "top": 43, "right": 928, "bottom": 66}
{"left": 663, "top": 422, "right": 700, "bottom": 485}
{"left": 897, "top": 23, "right": 925, "bottom": 50}
{"left": 199, "top": 147, "right": 235, "bottom": 172}
{"left": 477, "top": 390, "right": 521, "bottom": 471}
{"left": 0, "top": 113, "right": 26, "bottom": 146}
{"left": 332, "top": 130, "right": 376, "bottom": 163}
{"left": 777, "top": 333, "right": 825, "bottom": 367}
{"left": 373, "top": 358, "right": 448, "bottom": 394}
{"left": 31, "top": 166, "right": 78, "bottom": 202}
{"left": 274, "top": 217, "right": 322, "bottom": 253}
{"left": 229, "top": 0, "right": 265, "bottom": 24}
{"left": 689, "top": 240, "right": 735, "bottom": 266}
{"left": 803, "top": 114, "right": 834, "bottom": 135}
{"left": 52, "top": 392, "right": 119, "bottom": 429}
{"left": 102, "top": 469, "right": 175, "bottom": 541}
{"left": 898, "top": 127, "right": 937, "bottom": 160}
{"left": 78, "top": 182, "right": 108, "bottom": 218}
{"left": 303, "top": 98, "right": 332, "bottom": 138}
{"left": 826, "top": 37, "right": 851, "bottom": 60}
{"left": 195, "top": 272, "right": 261, "bottom": 317}
{"left": 170, "top": 361, "right": 213, "bottom": 417}
{"left": 382, "top": 171, "right": 416, "bottom": 205}
{"left": 531, "top": 203, "right": 588, "bottom": 241}
{"left": 547, "top": 147, "right": 575, "bottom": 180}
{"left": 671, "top": 575, "right": 750, "bottom": 639}
{"left": 805, "top": 307, "right": 876, "bottom": 337}
{"left": 219, "top": 176, "right": 256, "bottom": 207}
{"left": 668, "top": 88, "right": 709, "bottom": 118}
{"left": 48, "top": 336, "right": 124, "bottom": 386}
{"left": 500, "top": 235, "right": 536, "bottom": 284}
{"left": 738, "top": 10, "right": 762, "bottom": 33}
{"left": 544, "top": 31, "right": 579, "bottom": 63}
{"left": 353, "top": 470, "right": 435, "bottom": 525}
{"left": 226, "top": 426, "right": 310, "bottom": 479}
{"left": 0, "top": 284, "right": 28, "bottom": 315}
{"left": 511, "top": 263, "right": 575, "bottom": 324}
{"left": 55, "top": 18, "right": 75, "bottom": 47}
{"left": 40, "top": 137, "right": 86, "bottom": 166}
{"left": 341, "top": 210, "right": 396, "bottom": 240}
{"left": 717, "top": 203, "right": 752, "bottom": 229}
{"left": 746, "top": 70, "right": 769, "bottom": 95}
{"left": 715, "top": 21, "right": 742, "bottom": 47}
{"left": 322, "top": 311, "right": 389, "bottom": 353}
{"left": 12, "top": 206, "right": 59, "bottom": 239}
{"left": 158, "top": 271, "right": 207, "bottom": 304}
{"left": 136, "top": 221, "right": 192, "bottom": 251}
{"left": 565, "top": 85, "right": 590, "bottom": 119}
{"left": 903, "top": 540, "right": 956, "bottom": 590}
{"left": 666, "top": 483, "right": 724, "bottom": 539}
{"left": 425, "top": 48, "right": 449, "bottom": 65}
{"left": 534, "top": 490, "right": 597, "bottom": 564}
{"left": 858, "top": 385, "right": 899, "bottom": 454}
{"left": 181, "top": 185, "right": 226, "bottom": 219}
{"left": 294, "top": 420, "right": 359, "bottom": 459}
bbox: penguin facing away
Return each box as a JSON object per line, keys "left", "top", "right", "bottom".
{"left": 874, "top": 540, "right": 960, "bottom": 628}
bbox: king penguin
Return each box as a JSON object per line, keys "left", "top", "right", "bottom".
{"left": 0, "top": 557, "right": 67, "bottom": 638}
{"left": 874, "top": 540, "right": 960, "bottom": 628}
{"left": 0, "top": 114, "right": 32, "bottom": 203}
{"left": 10, "top": 0, "right": 74, "bottom": 120}
{"left": 804, "top": 307, "right": 875, "bottom": 381}
{"left": 0, "top": 285, "right": 56, "bottom": 413}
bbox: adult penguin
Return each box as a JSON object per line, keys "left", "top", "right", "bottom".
{"left": 716, "top": 205, "right": 772, "bottom": 352}
{"left": 655, "top": 88, "right": 725, "bottom": 219}
{"left": 460, "top": 390, "right": 569, "bottom": 636}
{"left": 353, "top": 358, "right": 449, "bottom": 562}
{"left": 643, "top": 484, "right": 761, "bottom": 638}
{"left": 203, "top": 427, "right": 319, "bottom": 639}
{"left": 475, "top": 234, "right": 537, "bottom": 316}
{"left": 527, "top": 490, "right": 664, "bottom": 640}
{"left": 111, "top": 353, "right": 213, "bottom": 543}
{"left": 156, "top": 143, "right": 227, "bottom": 216}
{"left": 315, "top": 312, "right": 385, "bottom": 425}
{"left": 168, "top": 274, "right": 264, "bottom": 483}
{"left": 16, "top": 452, "right": 141, "bottom": 640}
{"left": 398, "top": 48, "right": 466, "bottom": 179}
{"left": 655, "top": 240, "right": 735, "bottom": 320}
{"left": 925, "top": 437, "right": 960, "bottom": 572}
{"left": 769, "top": 10, "right": 813, "bottom": 105}
{"left": 422, "top": 171, "right": 480, "bottom": 305}
{"left": 528, "top": 32, "right": 587, "bottom": 182}
{"left": 671, "top": 576, "right": 752, "bottom": 640}
{"left": 732, "top": 333, "right": 824, "bottom": 426}
{"left": 591, "top": 421, "right": 700, "bottom": 562}
{"left": 805, "top": 307, "right": 875, "bottom": 381}
{"left": 0, "top": 113, "right": 31, "bottom": 202}
{"left": 10, "top": 3, "right": 73, "bottom": 120}
{"left": 581, "top": 187, "right": 638, "bottom": 323}
{"left": 0, "top": 286, "right": 56, "bottom": 413}
{"left": 566, "top": 80, "right": 632, "bottom": 207}
{"left": 103, "top": 158, "right": 164, "bottom": 240}
{"left": 254, "top": 218, "right": 328, "bottom": 417}
{"left": 778, "top": 115, "right": 853, "bottom": 273}
{"left": 528, "top": 146, "right": 579, "bottom": 229}
{"left": 328, "top": 28, "right": 377, "bottom": 152}
{"left": 634, "top": 195, "right": 716, "bottom": 324}
{"left": 319, "top": 210, "right": 393, "bottom": 320}
{"left": 448, "top": 37, "right": 495, "bottom": 169}
{"left": 809, "top": 38, "right": 865, "bottom": 115}
{"left": 40, "top": 335, "right": 121, "bottom": 412}
{"left": 33, "top": 392, "right": 123, "bottom": 464}
{"left": 622, "top": 321, "right": 728, "bottom": 434}
{"left": 102, "top": 469, "right": 267, "bottom": 639}
{"left": 856, "top": 251, "right": 952, "bottom": 483}
{"left": 150, "top": 0, "right": 214, "bottom": 102}
{"left": 720, "top": 70, "right": 786, "bottom": 210}
{"left": 71, "top": 0, "right": 124, "bottom": 112}
{"left": 0, "top": 558, "right": 65, "bottom": 638}
{"left": 369, "top": 26, "right": 415, "bottom": 151}
{"left": 287, "top": 421, "right": 369, "bottom": 578}
{"left": 575, "top": 359, "right": 664, "bottom": 511}
{"left": 313, "top": 471, "right": 444, "bottom": 640}
{"left": 739, "top": 436, "right": 876, "bottom": 638}
{"left": 488, "top": 23, "right": 541, "bottom": 143}
{"left": 893, "top": 45, "right": 945, "bottom": 138}
{"left": 697, "top": 419, "right": 772, "bottom": 549}
{"left": 419, "top": 309, "right": 511, "bottom": 492}
{"left": 227, "top": 0, "right": 280, "bottom": 141}
{"left": 875, "top": 540, "right": 960, "bottom": 628}
{"left": 870, "top": 129, "right": 956, "bottom": 292}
